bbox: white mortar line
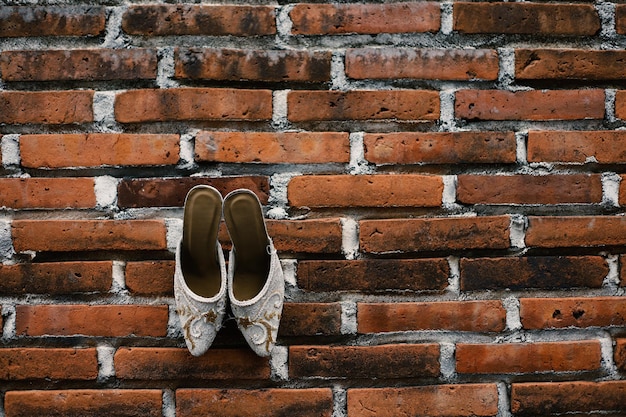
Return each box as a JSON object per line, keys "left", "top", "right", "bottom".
{"left": 162, "top": 389, "right": 176, "bottom": 417}
{"left": 165, "top": 218, "right": 183, "bottom": 254}
{"left": 270, "top": 346, "right": 289, "bottom": 381}
{"left": 601, "top": 172, "right": 621, "bottom": 208}
{"left": 446, "top": 256, "right": 461, "bottom": 296}
{"left": 272, "top": 90, "right": 289, "bottom": 129}
{"left": 94, "top": 176, "right": 119, "bottom": 209}
{"left": 341, "top": 217, "right": 360, "bottom": 261}
{"left": 496, "top": 381, "right": 513, "bottom": 417}
{"left": 596, "top": 2, "right": 617, "bottom": 39}
{"left": 440, "top": 2, "right": 454, "bottom": 35}
{"left": 603, "top": 253, "right": 620, "bottom": 289}
{"left": 179, "top": 129, "right": 198, "bottom": 169}
{"left": 157, "top": 47, "right": 179, "bottom": 89}
{"left": 442, "top": 175, "right": 458, "bottom": 209}
{"left": 96, "top": 344, "right": 116, "bottom": 381}
{"left": 502, "top": 296, "right": 522, "bottom": 332}
{"left": 439, "top": 90, "right": 456, "bottom": 131}
{"left": 515, "top": 131, "right": 528, "bottom": 166}
{"left": 340, "top": 300, "right": 357, "bottom": 335}
{"left": 349, "top": 132, "right": 373, "bottom": 175}
{"left": 440, "top": 342, "right": 456, "bottom": 380}
{"left": 330, "top": 50, "right": 349, "bottom": 91}
{"left": 332, "top": 386, "right": 348, "bottom": 417}
{"left": 111, "top": 260, "right": 127, "bottom": 294}
{"left": 605, "top": 89, "right": 618, "bottom": 123}
{"left": 93, "top": 91, "right": 117, "bottom": 132}
{"left": 509, "top": 214, "right": 527, "bottom": 249}
{"left": 1, "top": 134, "right": 20, "bottom": 168}
{"left": 0, "top": 219, "right": 15, "bottom": 262}
{"left": 497, "top": 48, "right": 515, "bottom": 88}
{"left": 1, "top": 304, "right": 16, "bottom": 341}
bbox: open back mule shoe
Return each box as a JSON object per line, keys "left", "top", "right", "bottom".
{"left": 224, "top": 189, "right": 285, "bottom": 357}
{"left": 174, "top": 185, "right": 227, "bottom": 356}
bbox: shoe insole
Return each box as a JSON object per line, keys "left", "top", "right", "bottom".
{"left": 181, "top": 187, "right": 222, "bottom": 298}
{"left": 224, "top": 191, "right": 270, "bottom": 301}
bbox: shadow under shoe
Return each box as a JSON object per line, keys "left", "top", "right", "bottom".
{"left": 224, "top": 189, "right": 285, "bottom": 357}
{"left": 174, "top": 185, "right": 227, "bottom": 357}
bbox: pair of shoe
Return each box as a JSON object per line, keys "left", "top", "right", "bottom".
{"left": 174, "top": 185, "right": 285, "bottom": 357}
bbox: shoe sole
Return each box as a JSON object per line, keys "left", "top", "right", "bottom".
{"left": 223, "top": 189, "right": 270, "bottom": 301}
{"left": 181, "top": 185, "right": 223, "bottom": 298}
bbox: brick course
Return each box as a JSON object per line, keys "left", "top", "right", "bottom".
{"left": 5, "top": 390, "right": 163, "bottom": 417}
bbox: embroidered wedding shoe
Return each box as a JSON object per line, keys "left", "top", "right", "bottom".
{"left": 174, "top": 185, "right": 227, "bottom": 356}
{"left": 224, "top": 189, "right": 284, "bottom": 357}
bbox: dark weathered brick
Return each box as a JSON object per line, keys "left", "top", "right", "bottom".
{"left": 460, "top": 256, "right": 607, "bottom": 291}
{"left": 175, "top": 48, "right": 331, "bottom": 82}
{"left": 0, "top": 6, "right": 106, "bottom": 37}
{"left": 0, "top": 49, "right": 157, "bottom": 82}
{"left": 297, "top": 259, "right": 449, "bottom": 293}
{"left": 122, "top": 5, "right": 276, "bottom": 36}
{"left": 454, "top": 2, "right": 600, "bottom": 35}
{"left": 117, "top": 177, "right": 269, "bottom": 208}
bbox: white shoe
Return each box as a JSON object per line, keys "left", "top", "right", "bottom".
{"left": 224, "top": 189, "right": 285, "bottom": 357}
{"left": 174, "top": 185, "right": 227, "bottom": 356}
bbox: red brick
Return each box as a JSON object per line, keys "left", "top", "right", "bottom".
{"left": 0, "top": 348, "right": 98, "bottom": 380}
{"left": 455, "top": 89, "right": 605, "bottom": 121}
{"left": 456, "top": 340, "right": 602, "bottom": 374}
{"left": 511, "top": 381, "right": 626, "bottom": 415}
{"left": 280, "top": 303, "right": 342, "bottom": 337}
{"left": 287, "top": 90, "right": 439, "bottom": 122}
{"left": 288, "top": 174, "right": 443, "bottom": 208}
{"left": 123, "top": 5, "right": 275, "bottom": 36}
{"left": 0, "top": 6, "right": 106, "bottom": 37}
{"left": 117, "top": 176, "right": 269, "bottom": 208}
{"left": 615, "top": 338, "right": 626, "bottom": 371}
{"left": 4, "top": 390, "right": 162, "bottom": 417}
{"left": 346, "top": 48, "right": 498, "bottom": 81}
{"left": 460, "top": 256, "right": 607, "bottom": 291}
{"left": 456, "top": 174, "right": 602, "bottom": 205}
{"left": 0, "top": 261, "right": 112, "bottom": 295}
{"left": 297, "top": 259, "right": 449, "bottom": 293}
{"left": 516, "top": 49, "right": 626, "bottom": 80}
{"left": 195, "top": 131, "right": 350, "bottom": 164}
{"left": 364, "top": 131, "right": 517, "bottom": 165}
{"left": 358, "top": 300, "right": 506, "bottom": 333}
{"left": 348, "top": 384, "right": 499, "bottom": 417}
{"left": 114, "top": 347, "right": 270, "bottom": 380}
{"left": 527, "top": 130, "right": 626, "bottom": 164}
{"left": 617, "top": 5, "right": 626, "bottom": 35}
{"left": 0, "top": 178, "right": 96, "bottom": 209}
{"left": 0, "top": 91, "right": 94, "bottom": 125}
{"left": 615, "top": 90, "right": 626, "bottom": 120}
{"left": 454, "top": 2, "right": 600, "bottom": 35}
{"left": 11, "top": 219, "right": 167, "bottom": 252}
{"left": 15, "top": 305, "right": 169, "bottom": 337}
{"left": 520, "top": 297, "right": 626, "bottom": 329}
{"left": 114, "top": 88, "right": 272, "bottom": 123}
{"left": 0, "top": 49, "right": 157, "bottom": 82}
{"left": 289, "top": 344, "right": 439, "bottom": 378}
{"left": 20, "top": 133, "right": 180, "bottom": 168}
{"left": 268, "top": 219, "right": 343, "bottom": 254}
{"left": 125, "top": 260, "right": 174, "bottom": 296}
{"left": 526, "top": 216, "right": 626, "bottom": 248}
{"left": 176, "top": 389, "right": 333, "bottom": 417}
{"left": 290, "top": 2, "right": 439, "bottom": 35}
{"left": 360, "top": 216, "right": 510, "bottom": 253}
{"left": 175, "top": 48, "right": 331, "bottom": 82}
{"left": 621, "top": 175, "right": 626, "bottom": 206}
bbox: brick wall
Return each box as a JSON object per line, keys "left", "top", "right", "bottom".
{"left": 1, "top": 1, "right": 626, "bottom": 416}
